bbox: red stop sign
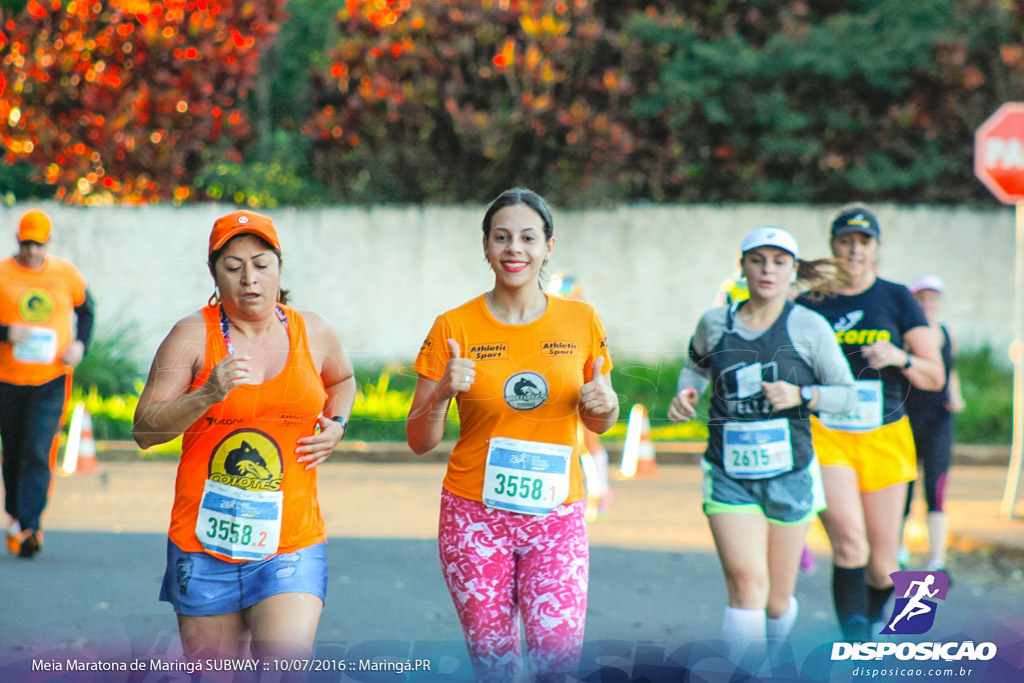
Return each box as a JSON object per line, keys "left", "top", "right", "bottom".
{"left": 975, "top": 103, "right": 1024, "bottom": 204}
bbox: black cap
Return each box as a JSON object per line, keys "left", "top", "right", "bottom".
{"left": 831, "top": 206, "right": 880, "bottom": 240}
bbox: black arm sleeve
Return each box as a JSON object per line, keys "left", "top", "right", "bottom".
{"left": 74, "top": 288, "right": 96, "bottom": 351}
{"left": 689, "top": 337, "right": 710, "bottom": 369}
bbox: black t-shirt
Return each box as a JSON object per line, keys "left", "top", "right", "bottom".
{"left": 905, "top": 325, "right": 954, "bottom": 420}
{"left": 798, "top": 278, "right": 928, "bottom": 425}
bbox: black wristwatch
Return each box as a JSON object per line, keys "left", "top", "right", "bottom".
{"left": 903, "top": 353, "right": 913, "bottom": 370}
{"left": 799, "top": 385, "right": 814, "bottom": 407}
{"left": 330, "top": 415, "right": 348, "bottom": 438}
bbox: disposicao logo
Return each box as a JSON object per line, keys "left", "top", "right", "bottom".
{"left": 831, "top": 570, "right": 997, "bottom": 663}
{"left": 882, "top": 570, "right": 949, "bottom": 635}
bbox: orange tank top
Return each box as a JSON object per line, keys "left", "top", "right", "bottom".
{"left": 167, "top": 304, "right": 328, "bottom": 561}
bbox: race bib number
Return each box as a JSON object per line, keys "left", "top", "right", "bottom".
{"left": 818, "top": 380, "right": 883, "bottom": 432}
{"left": 482, "top": 437, "right": 572, "bottom": 515}
{"left": 195, "top": 479, "right": 283, "bottom": 560}
{"left": 723, "top": 418, "right": 794, "bottom": 479}
{"left": 13, "top": 327, "right": 57, "bottom": 364}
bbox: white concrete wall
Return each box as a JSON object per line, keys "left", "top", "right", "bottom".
{"left": 2, "top": 202, "right": 1016, "bottom": 368}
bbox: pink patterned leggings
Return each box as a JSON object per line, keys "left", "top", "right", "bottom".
{"left": 438, "top": 488, "right": 589, "bottom": 680}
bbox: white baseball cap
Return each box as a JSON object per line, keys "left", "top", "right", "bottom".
{"left": 909, "top": 274, "right": 944, "bottom": 294}
{"left": 741, "top": 226, "right": 799, "bottom": 259}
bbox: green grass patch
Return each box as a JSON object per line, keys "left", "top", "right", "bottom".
{"left": 62, "top": 349, "right": 1013, "bottom": 446}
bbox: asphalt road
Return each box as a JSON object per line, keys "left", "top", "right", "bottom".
{"left": 1, "top": 463, "right": 1022, "bottom": 682}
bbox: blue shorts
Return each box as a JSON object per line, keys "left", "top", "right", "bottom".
{"left": 702, "top": 458, "right": 826, "bottom": 525}
{"left": 159, "top": 539, "right": 328, "bottom": 616}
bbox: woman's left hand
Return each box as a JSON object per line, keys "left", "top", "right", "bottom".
{"left": 60, "top": 340, "right": 86, "bottom": 368}
{"left": 860, "top": 340, "right": 908, "bottom": 369}
{"left": 579, "top": 357, "right": 617, "bottom": 415}
{"left": 760, "top": 381, "right": 801, "bottom": 411}
{"left": 296, "top": 416, "right": 346, "bottom": 470}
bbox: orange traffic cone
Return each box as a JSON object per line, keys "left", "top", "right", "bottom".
{"left": 77, "top": 410, "right": 97, "bottom": 473}
{"left": 61, "top": 403, "right": 98, "bottom": 475}
{"left": 634, "top": 408, "right": 658, "bottom": 478}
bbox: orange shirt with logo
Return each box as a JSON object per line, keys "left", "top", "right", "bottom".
{"left": 413, "top": 294, "right": 612, "bottom": 504}
{"left": 167, "top": 305, "right": 329, "bottom": 561}
{"left": 0, "top": 255, "right": 87, "bottom": 386}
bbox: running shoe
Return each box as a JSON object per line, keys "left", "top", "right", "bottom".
{"left": 18, "top": 529, "right": 42, "bottom": 559}
{"left": 5, "top": 520, "right": 20, "bottom": 555}
{"left": 799, "top": 546, "right": 817, "bottom": 575}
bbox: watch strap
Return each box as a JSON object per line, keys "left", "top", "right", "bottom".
{"left": 329, "top": 415, "right": 348, "bottom": 436}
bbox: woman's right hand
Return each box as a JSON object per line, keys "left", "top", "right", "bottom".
{"left": 438, "top": 339, "right": 476, "bottom": 399}
{"left": 668, "top": 387, "right": 698, "bottom": 422}
{"left": 204, "top": 353, "right": 252, "bottom": 401}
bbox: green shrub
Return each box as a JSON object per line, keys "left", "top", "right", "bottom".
{"left": 193, "top": 132, "right": 327, "bottom": 208}
{"left": 73, "top": 323, "right": 145, "bottom": 397}
{"left": 57, "top": 350, "right": 1012, "bottom": 446}
{"left": 66, "top": 385, "right": 139, "bottom": 441}
{"left": 954, "top": 346, "right": 1014, "bottom": 444}
{"left": 349, "top": 367, "right": 460, "bottom": 442}
{"left": 0, "top": 161, "right": 55, "bottom": 202}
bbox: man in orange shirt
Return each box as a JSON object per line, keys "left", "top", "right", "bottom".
{"left": 0, "top": 210, "right": 94, "bottom": 558}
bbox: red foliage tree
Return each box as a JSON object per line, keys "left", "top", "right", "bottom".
{"left": 0, "top": 0, "right": 286, "bottom": 204}
{"left": 304, "top": 0, "right": 648, "bottom": 204}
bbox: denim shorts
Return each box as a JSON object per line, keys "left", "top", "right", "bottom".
{"left": 702, "top": 457, "right": 826, "bottom": 525}
{"left": 158, "top": 539, "right": 327, "bottom": 616}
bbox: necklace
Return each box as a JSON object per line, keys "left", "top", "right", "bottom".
{"left": 488, "top": 290, "right": 546, "bottom": 324}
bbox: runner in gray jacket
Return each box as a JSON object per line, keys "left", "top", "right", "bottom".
{"left": 669, "top": 227, "right": 856, "bottom": 661}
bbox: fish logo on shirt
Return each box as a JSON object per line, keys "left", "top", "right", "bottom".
{"left": 503, "top": 371, "right": 548, "bottom": 410}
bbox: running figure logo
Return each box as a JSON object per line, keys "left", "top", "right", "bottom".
{"left": 880, "top": 571, "right": 950, "bottom": 635}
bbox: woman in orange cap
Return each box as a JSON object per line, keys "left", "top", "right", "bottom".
{"left": 134, "top": 209, "right": 356, "bottom": 666}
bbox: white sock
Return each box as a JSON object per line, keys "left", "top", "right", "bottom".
{"left": 766, "top": 596, "right": 799, "bottom": 639}
{"left": 926, "top": 512, "right": 948, "bottom": 569}
{"left": 723, "top": 606, "right": 766, "bottom": 660}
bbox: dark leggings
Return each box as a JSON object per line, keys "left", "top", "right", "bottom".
{"left": 0, "top": 376, "right": 68, "bottom": 530}
{"left": 904, "top": 413, "right": 953, "bottom": 515}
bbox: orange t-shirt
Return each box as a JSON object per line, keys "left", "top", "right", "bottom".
{"left": 167, "top": 305, "right": 329, "bottom": 561}
{"left": 413, "top": 293, "right": 613, "bottom": 504}
{"left": 0, "top": 255, "right": 87, "bottom": 386}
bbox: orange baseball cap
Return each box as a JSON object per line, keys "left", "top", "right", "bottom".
{"left": 18, "top": 210, "right": 52, "bottom": 243}
{"left": 208, "top": 210, "right": 281, "bottom": 257}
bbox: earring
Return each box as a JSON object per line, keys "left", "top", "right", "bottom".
{"left": 208, "top": 287, "right": 220, "bottom": 307}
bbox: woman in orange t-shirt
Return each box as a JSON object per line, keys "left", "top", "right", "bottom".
{"left": 407, "top": 188, "right": 619, "bottom": 681}
{"left": 133, "top": 210, "right": 355, "bottom": 667}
